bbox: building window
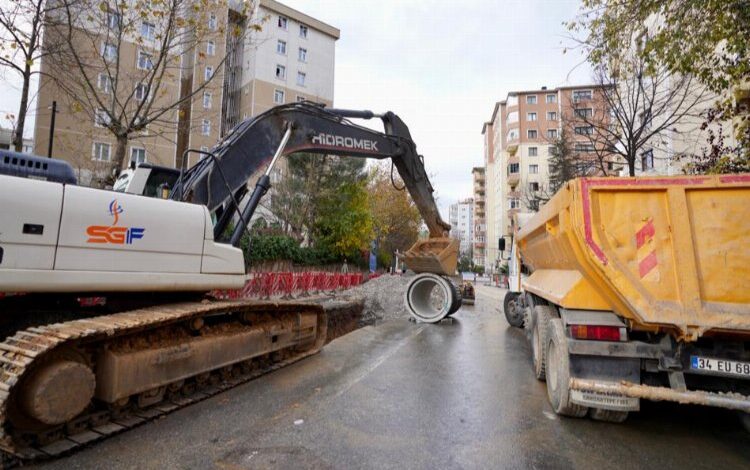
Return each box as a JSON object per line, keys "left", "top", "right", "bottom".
{"left": 203, "top": 91, "right": 212, "bottom": 109}
{"left": 204, "top": 65, "right": 213, "bottom": 81}
{"left": 575, "top": 143, "right": 595, "bottom": 153}
{"left": 141, "top": 21, "right": 155, "bottom": 40}
{"left": 297, "top": 71, "right": 306, "bottom": 86}
{"left": 508, "top": 163, "right": 519, "bottom": 174}
{"left": 94, "top": 109, "right": 110, "bottom": 128}
{"left": 202, "top": 119, "right": 211, "bottom": 135}
{"left": 548, "top": 146, "right": 557, "bottom": 156}
{"left": 93, "top": 142, "right": 111, "bottom": 161}
{"left": 641, "top": 149, "right": 654, "bottom": 170}
{"left": 135, "top": 83, "right": 149, "bottom": 101}
{"left": 208, "top": 14, "right": 217, "bottom": 31}
{"left": 298, "top": 47, "right": 307, "bottom": 62}
{"left": 527, "top": 112, "right": 537, "bottom": 121}
{"left": 277, "top": 40, "right": 286, "bottom": 55}
{"left": 547, "top": 111, "right": 557, "bottom": 121}
{"left": 97, "top": 73, "right": 111, "bottom": 93}
{"left": 529, "top": 182, "right": 540, "bottom": 192}
{"left": 297, "top": 95, "right": 305, "bottom": 102}
{"left": 547, "top": 129, "right": 558, "bottom": 139}
{"left": 529, "top": 164, "right": 539, "bottom": 174}
{"left": 276, "top": 64, "right": 285, "bottom": 79}
{"left": 526, "top": 95, "right": 537, "bottom": 104}
{"left": 528, "top": 147, "right": 538, "bottom": 157}
{"left": 546, "top": 94, "right": 556, "bottom": 104}
{"left": 299, "top": 24, "right": 308, "bottom": 38}
{"left": 574, "top": 108, "right": 593, "bottom": 119}
{"left": 527, "top": 129, "right": 538, "bottom": 139}
{"left": 509, "top": 199, "right": 520, "bottom": 209}
{"left": 137, "top": 51, "right": 153, "bottom": 70}
{"left": 278, "top": 16, "right": 288, "bottom": 29}
{"left": 575, "top": 126, "right": 594, "bottom": 135}
{"left": 207, "top": 40, "right": 215, "bottom": 56}
{"left": 130, "top": 147, "right": 146, "bottom": 164}
{"left": 102, "top": 42, "right": 117, "bottom": 61}
{"left": 573, "top": 90, "right": 593, "bottom": 102}
{"left": 107, "top": 11, "right": 121, "bottom": 30}
{"left": 274, "top": 89, "right": 285, "bottom": 104}
{"left": 506, "top": 129, "right": 519, "bottom": 141}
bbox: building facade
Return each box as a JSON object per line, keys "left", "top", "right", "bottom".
{"left": 481, "top": 85, "right": 611, "bottom": 270}
{"left": 448, "top": 198, "right": 474, "bottom": 257}
{"left": 471, "top": 167, "right": 486, "bottom": 268}
{"left": 33, "top": 0, "right": 338, "bottom": 183}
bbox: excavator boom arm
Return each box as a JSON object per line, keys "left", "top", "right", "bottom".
{"left": 172, "top": 103, "right": 450, "bottom": 241}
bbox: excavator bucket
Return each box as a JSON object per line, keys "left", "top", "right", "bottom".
{"left": 401, "top": 237, "right": 459, "bottom": 276}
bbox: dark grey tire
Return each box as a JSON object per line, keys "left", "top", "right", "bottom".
{"left": 503, "top": 291, "right": 524, "bottom": 328}
{"left": 738, "top": 412, "right": 750, "bottom": 433}
{"left": 589, "top": 408, "right": 628, "bottom": 423}
{"left": 545, "top": 318, "right": 588, "bottom": 417}
{"left": 448, "top": 279, "right": 462, "bottom": 315}
{"left": 532, "top": 305, "right": 554, "bottom": 381}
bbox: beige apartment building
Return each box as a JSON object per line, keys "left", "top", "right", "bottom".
{"left": 481, "top": 85, "right": 611, "bottom": 271}
{"left": 471, "top": 167, "right": 486, "bottom": 267}
{"left": 33, "top": 0, "right": 338, "bottom": 183}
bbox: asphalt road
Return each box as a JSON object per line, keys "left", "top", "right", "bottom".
{"left": 37, "top": 285, "right": 750, "bottom": 469}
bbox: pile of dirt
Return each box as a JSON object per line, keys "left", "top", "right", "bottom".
{"left": 345, "top": 274, "right": 413, "bottom": 325}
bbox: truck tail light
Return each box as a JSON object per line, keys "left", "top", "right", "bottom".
{"left": 569, "top": 324, "right": 626, "bottom": 342}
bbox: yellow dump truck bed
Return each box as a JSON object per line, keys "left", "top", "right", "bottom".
{"left": 517, "top": 175, "right": 750, "bottom": 340}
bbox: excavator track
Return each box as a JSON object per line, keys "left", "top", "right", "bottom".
{"left": 0, "top": 299, "right": 327, "bottom": 464}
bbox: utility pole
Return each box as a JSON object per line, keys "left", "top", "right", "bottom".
{"left": 47, "top": 101, "right": 57, "bottom": 158}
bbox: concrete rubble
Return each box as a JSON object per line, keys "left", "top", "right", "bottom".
{"left": 340, "top": 274, "right": 413, "bottom": 325}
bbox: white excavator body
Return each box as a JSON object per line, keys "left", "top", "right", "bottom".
{"left": 0, "top": 174, "right": 245, "bottom": 293}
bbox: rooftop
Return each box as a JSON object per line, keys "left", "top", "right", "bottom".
{"left": 260, "top": 0, "right": 341, "bottom": 39}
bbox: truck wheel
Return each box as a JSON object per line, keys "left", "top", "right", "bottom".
{"left": 532, "top": 305, "right": 554, "bottom": 381}
{"left": 545, "top": 318, "right": 588, "bottom": 417}
{"left": 503, "top": 291, "right": 524, "bottom": 328}
{"left": 738, "top": 412, "right": 750, "bottom": 433}
{"left": 589, "top": 408, "right": 628, "bottom": 423}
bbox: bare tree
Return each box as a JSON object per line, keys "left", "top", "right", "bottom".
{"left": 564, "top": 53, "right": 710, "bottom": 176}
{"left": 520, "top": 129, "right": 596, "bottom": 212}
{"left": 43, "top": 0, "right": 257, "bottom": 186}
{"left": 0, "top": 0, "right": 65, "bottom": 152}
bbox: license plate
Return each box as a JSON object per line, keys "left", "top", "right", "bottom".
{"left": 690, "top": 356, "right": 750, "bottom": 378}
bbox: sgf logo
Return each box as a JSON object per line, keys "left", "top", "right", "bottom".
{"left": 86, "top": 199, "right": 145, "bottom": 244}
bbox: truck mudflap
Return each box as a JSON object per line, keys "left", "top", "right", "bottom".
{"left": 570, "top": 378, "right": 750, "bottom": 413}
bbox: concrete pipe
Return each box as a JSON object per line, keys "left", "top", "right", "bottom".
{"left": 405, "top": 273, "right": 461, "bottom": 323}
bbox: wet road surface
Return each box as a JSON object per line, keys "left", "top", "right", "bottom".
{"left": 38, "top": 285, "right": 750, "bottom": 469}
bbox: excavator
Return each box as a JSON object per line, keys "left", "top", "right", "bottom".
{"left": 0, "top": 102, "right": 458, "bottom": 459}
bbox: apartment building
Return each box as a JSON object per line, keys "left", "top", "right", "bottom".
{"left": 471, "top": 167, "right": 486, "bottom": 267}
{"left": 481, "top": 119, "right": 498, "bottom": 274}
{"left": 481, "top": 85, "right": 610, "bottom": 270}
{"left": 448, "top": 198, "right": 474, "bottom": 256}
{"left": 33, "top": 0, "right": 338, "bottom": 183}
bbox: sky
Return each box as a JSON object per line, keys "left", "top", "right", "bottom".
{"left": 0, "top": 0, "right": 592, "bottom": 217}
{"left": 277, "top": 0, "right": 592, "bottom": 217}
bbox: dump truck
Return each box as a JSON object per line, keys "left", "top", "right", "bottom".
{"left": 503, "top": 175, "right": 750, "bottom": 424}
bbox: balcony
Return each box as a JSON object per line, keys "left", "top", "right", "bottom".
{"left": 507, "top": 156, "right": 520, "bottom": 185}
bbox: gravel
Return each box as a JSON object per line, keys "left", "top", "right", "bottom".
{"left": 345, "top": 274, "right": 413, "bottom": 324}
